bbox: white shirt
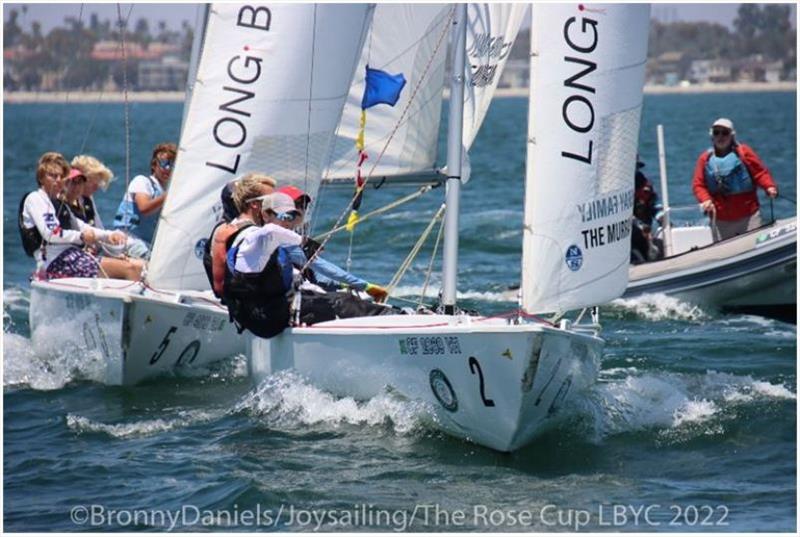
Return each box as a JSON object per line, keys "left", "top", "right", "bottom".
{"left": 230, "top": 224, "right": 302, "bottom": 274}
{"left": 21, "top": 189, "right": 113, "bottom": 269}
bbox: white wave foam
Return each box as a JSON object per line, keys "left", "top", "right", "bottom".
{"left": 390, "top": 283, "right": 516, "bottom": 304}
{"left": 611, "top": 293, "right": 709, "bottom": 321}
{"left": 66, "top": 409, "right": 225, "bottom": 439}
{"left": 3, "top": 287, "right": 30, "bottom": 313}
{"left": 3, "top": 332, "right": 106, "bottom": 390}
{"left": 717, "top": 315, "right": 797, "bottom": 339}
{"left": 672, "top": 399, "right": 719, "bottom": 427}
{"left": 236, "top": 370, "right": 431, "bottom": 435}
{"left": 579, "top": 369, "right": 796, "bottom": 442}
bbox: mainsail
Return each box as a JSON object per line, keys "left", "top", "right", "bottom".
{"left": 324, "top": 4, "right": 452, "bottom": 182}
{"left": 325, "top": 3, "right": 524, "bottom": 184}
{"left": 147, "top": 4, "right": 372, "bottom": 291}
{"left": 462, "top": 3, "right": 526, "bottom": 151}
{"left": 521, "top": 3, "right": 650, "bottom": 313}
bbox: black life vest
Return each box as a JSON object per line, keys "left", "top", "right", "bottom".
{"left": 18, "top": 192, "right": 73, "bottom": 257}
{"left": 222, "top": 233, "right": 295, "bottom": 339}
{"left": 71, "top": 196, "right": 97, "bottom": 226}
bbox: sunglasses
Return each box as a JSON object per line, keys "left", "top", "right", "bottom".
{"left": 276, "top": 211, "right": 300, "bottom": 222}
{"left": 712, "top": 129, "right": 731, "bottom": 137}
{"left": 158, "top": 158, "right": 174, "bottom": 170}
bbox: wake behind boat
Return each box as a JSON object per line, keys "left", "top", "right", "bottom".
{"left": 249, "top": 314, "right": 601, "bottom": 452}
{"left": 624, "top": 123, "right": 796, "bottom": 321}
{"left": 625, "top": 217, "right": 796, "bottom": 320}
{"left": 30, "top": 278, "right": 238, "bottom": 384}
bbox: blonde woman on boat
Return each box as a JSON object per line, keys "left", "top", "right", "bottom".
{"left": 70, "top": 154, "right": 113, "bottom": 228}
{"left": 204, "top": 173, "right": 277, "bottom": 298}
{"left": 19, "top": 152, "right": 143, "bottom": 281}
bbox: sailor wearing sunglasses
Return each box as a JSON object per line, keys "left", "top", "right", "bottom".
{"left": 222, "top": 192, "right": 391, "bottom": 338}
{"left": 692, "top": 118, "right": 778, "bottom": 242}
{"left": 112, "top": 142, "right": 177, "bottom": 258}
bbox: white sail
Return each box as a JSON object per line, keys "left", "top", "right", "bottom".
{"left": 521, "top": 3, "right": 650, "bottom": 313}
{"left": 147, "top": 3, "right": 372, "bottom": 291}
{"left": 324, "top": 4, "right": 451, "bottom": 182}
{"left": 462, "top": 3, "right": 526, "bottom": 151}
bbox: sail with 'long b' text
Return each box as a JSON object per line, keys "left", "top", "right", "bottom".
{"left": 147, "top": 4, "right": 373, "bottom": 291}
{"left": 521, "top": 3, "right": 650, "bottom": 313}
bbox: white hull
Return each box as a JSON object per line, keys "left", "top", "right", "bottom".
{"left": 248, "top": 315, "right": 602, "bottom": 452}
{"left": 626, "top": 218, "right": 796, "bottom": 311}
{"left": 29, "top": 278, "right": 244, "bottom": 385}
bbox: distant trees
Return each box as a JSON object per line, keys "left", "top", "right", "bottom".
{"left": 648, "top": 3, "right": 795, "bottom": 64}
{"left": 3, "top": 8, "right": 193, "bottom": 91}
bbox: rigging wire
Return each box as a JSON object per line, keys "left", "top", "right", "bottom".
{"left": 299, "top": 6, "right": 455, "bottom": 276}
{"left": 313, "top": 185, "right": 433, "bottom": 241}
{"left": 302, "top": 5, "right": 318, "bottom": 244}
{"left": 80, "top": 4, "right": 134, "bottom": 154}
{"left": 419, "top": 205, "right": 446, "bottom": 308}
{"left": 385, "top": 204, "right": 445, "bottom": 297}
{"left": 54, "top": 3, "right": 85, "bottom": 150}
{"left": 312, "top": 5, "right": 374, "bottom": 238}
{"left": 116, "top": 3, "right": 132, "bottom": 190}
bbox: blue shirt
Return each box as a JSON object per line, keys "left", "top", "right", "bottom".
{"left": 285, "top": 245, "right": 368, "bottom": 291}
{"left": 112, "top": 174, "right": 164, "bottom": 243}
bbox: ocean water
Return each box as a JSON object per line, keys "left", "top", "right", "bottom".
{"left": 3, "top": 92, "right": 796, "bottom": 531}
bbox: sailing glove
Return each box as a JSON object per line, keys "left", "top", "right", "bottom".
{"left": 365, "top": 283, "right": 388, "bottom": 303}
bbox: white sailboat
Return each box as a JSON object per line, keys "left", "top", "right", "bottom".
{"left": 28, "top": 4, "right": 373, "bottom": 385}
{"left": 248, "top": 4, "right": 651, "bottom": 452}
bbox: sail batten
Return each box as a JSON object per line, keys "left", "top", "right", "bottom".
{"left": 521, "top": 4, "right": 650, "bottom": 313}
{"left": 147, "top": 4, "right": 372, "bottom": 291}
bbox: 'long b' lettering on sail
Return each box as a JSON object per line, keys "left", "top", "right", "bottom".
{"left": 205, "top": 7, "right": 270, "bottom": 174}
{"left": 560, "top": 16, "right": 598, "bottom": 165}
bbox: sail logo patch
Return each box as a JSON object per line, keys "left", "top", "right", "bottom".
{"left": 430, "top": 369, "right": 458, "bottom": 412}
{"left": 565, "top": 244, "right": 583, "bottom": 271}
{"left": 194, "top": 238, "right": 208, "bottom": 259}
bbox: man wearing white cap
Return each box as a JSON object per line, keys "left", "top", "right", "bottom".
{"left": 691, "top": 117, "right": 778, "bottom": 241}
{"left": 222, "top": 192, "right": 391, "bottom": 338}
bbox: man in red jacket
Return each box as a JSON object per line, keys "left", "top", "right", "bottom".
{"left": 692, "top": 118, "right": 778, "bottom": 242}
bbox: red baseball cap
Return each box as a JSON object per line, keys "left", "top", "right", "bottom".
{"left": 278, "top": 185, "right": 312, "bottom": 208}
{"left": 66, "top": 168, "right": 86, "bottom": 182}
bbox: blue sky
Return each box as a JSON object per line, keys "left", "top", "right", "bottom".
{"left": 4, "top": 3, "right": 797, "bottom": 33}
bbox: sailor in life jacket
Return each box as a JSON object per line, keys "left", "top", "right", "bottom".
{"left": 203, "top": 173, "right": 278, "bottom": 299}
{"left": 112, "top": 142, "right": 176, "bottom": 259}
{"left": 692, "top": 118, "right": 778, "bottom": 242}
{"left": 220, "top": 191, "right": 391, "bottom": 339}
{"left": 19, "top": 153, "right": 142, "bottom": 281}
{"left": 631, "top": 157, "right": 664, "bottom": 263}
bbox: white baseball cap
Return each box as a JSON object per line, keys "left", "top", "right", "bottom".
{"left": 261, "top": 192, "right": 299, "bottom": 215}
{"left": 711, "top": 118, "right": 735, "bottom": 133}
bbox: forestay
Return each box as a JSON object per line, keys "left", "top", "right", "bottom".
{"left": 461, "top": 3, "right": 526, "bottom": 151}
{"left": 324, "top": 4, "right": 451, "bottom": 182}
{"left": 147, "top": 4, "right": 372, "bottom": 291}
{"left": 521, "top": 4, "right": 650, "bottom": 313}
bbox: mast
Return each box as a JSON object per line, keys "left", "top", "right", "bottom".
{"left": 656, "top": 124, "right": 674, "bottom": 256}
{"left": 441, "top": 3, "right": 467, "bottom": 315}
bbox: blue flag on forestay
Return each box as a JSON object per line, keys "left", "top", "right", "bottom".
{"left": 349, "top": 66, "right": 406, "bottom": 228}
{"left": 360, "top": 65, "right": 406, "bottom": 109}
